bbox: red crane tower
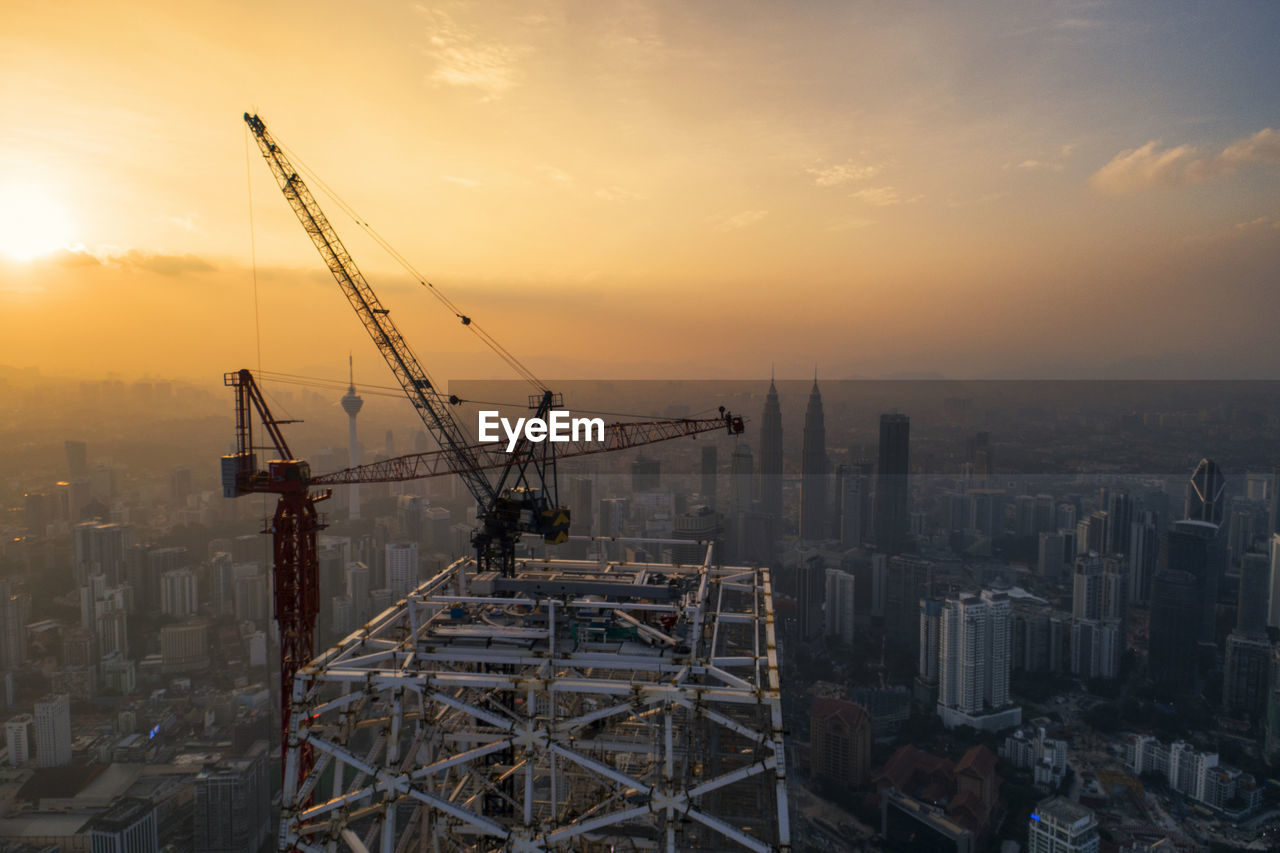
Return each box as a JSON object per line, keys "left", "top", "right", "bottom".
{"left": 228, "top": 113, "right": 746, "bottom": 789}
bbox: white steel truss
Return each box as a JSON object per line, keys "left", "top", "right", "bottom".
{"left": 280, "top": 547, "right": 790, "bottom": 852}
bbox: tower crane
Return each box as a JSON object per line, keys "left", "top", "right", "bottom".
{"left": 221, "top": 369, "right": 740, "bottom": 787}
{"left": 228, "top": 113, "right": 746, "bottom": 788}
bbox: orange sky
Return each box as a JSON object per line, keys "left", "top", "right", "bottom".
{"left": 2, "top": 1, "right": 1278, "bottom": 384}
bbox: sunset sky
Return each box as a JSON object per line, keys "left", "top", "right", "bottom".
{"left": 1, "top": 0, "right": 1278, "bottom": 384}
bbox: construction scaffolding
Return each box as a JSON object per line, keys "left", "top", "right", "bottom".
{"left": 279, "top": 546, "right": 790, "bottom": 852}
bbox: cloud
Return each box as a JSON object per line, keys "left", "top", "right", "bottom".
{"left": 806, "top": 160, "right": 882, "bottom": 187}
{"left": 442, "top": 175, "right": 483, "bottom": 188}
{"left": 852, "top": 186, "right": 918, "bottom": 206}
{"left": 1233, "top": 215, "right": 1280, "bottom": 232}
{"left": 49, "top": 248, "right": 102, "bottom": 267}
{"left": 1090, "top": 128, "right": 1280, "bottom": 194}
{"left": 713, "top": 210, "right": 768, "bottom": 232}
{"left": 1003, "top": 143, "right": 1075, "bottom": 172}
{"left": 826, "top": 216, "right": 875, "bottom": 232}
{"left": 595, "top": 186, "right": 642, "bottom": 202}
{"left": 167, "top": 214, "right": 199, "bottom": 232}
{"left": 1011, "top": 158, "right": 1060, "bottom": 172}
{"left": 111, "top": 250, "right": 216, "bottom": 276}
{"left": 536, "top": 165, "right": 573, "bottom": 184}
{"left": 418, "top": 7, "right": 523, "bottom": 99}
{"left": 1054, "top": 17, "right": 1102, "bottom": 31}
{"left": 946, "top": 192, "right": 1008, "bottom": 209}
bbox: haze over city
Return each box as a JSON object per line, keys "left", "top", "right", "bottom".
{"left": 2, "top": 1, "right": 1279, "bottom": 383}
{"left": 6, "top": 4, "right": 1280, "bottom": 853}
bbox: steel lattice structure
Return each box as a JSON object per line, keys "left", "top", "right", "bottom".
{"left": 280, "top": 549, "right": 790, "bottom": 853}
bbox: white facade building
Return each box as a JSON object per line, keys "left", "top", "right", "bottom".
{"left": 160, "top": 568, "right": 199, "bottom": 618}
{"left": 34, "top": 694, "right": 71, "bottom": 767}
{"left": 5, "top": 714, "right": 32, "bottom": 765}
{"left": 1027, "top": 797, "right": 1098, "bottom": 853}
{"left": 386, "top": 542, "right": 419, "bottom": 599}
{"left": 937, "top": 590, "right": 1021, "bottom": 731}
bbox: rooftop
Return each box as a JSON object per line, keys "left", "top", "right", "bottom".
{"left": 1033, "top": 796, "right": 1094, "bottom": 825}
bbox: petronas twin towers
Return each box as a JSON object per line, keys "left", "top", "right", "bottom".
{"left": 758, "top": 375, "right": 912, "bottom": 552}
{"left": 757, "top": 374, "right": 830, "bottom": 540}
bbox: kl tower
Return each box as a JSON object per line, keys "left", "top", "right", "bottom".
{"left": 340, "top": 354, "right": 364, "bottom": 520}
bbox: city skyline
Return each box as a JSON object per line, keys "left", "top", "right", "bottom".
{"left": 0, "top": 2, "right": 1278, "bottom": 382}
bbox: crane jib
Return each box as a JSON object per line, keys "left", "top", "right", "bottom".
{"left": 246, "top": 113, "right": 494, "bottom": 506}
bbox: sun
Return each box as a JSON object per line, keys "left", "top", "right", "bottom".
{"left": 0, "top": 179, "right": 75, "bottom": 261}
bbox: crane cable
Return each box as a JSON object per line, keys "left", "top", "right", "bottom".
{"left": 273, "top": 138, "right": 548, "bottom": 393}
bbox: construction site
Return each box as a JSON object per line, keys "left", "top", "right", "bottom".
{"left": 222, "top": 114, "right": 791, "bottom": 851}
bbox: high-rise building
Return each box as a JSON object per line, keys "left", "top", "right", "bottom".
{"left": 1269, "top": 467, "right": 1280, "bottom": 542}
{"left": 1186, "top": 458, "right": 1226, "bottom": 526}
{"left": 1223, "top": 552, "right": 1273, "bottom": 723}
{"left": 597, "top": 498, "right": 629, "bottom": 538}
{"left": 885, "top": 555, "right": 933, "bottom": 650}
{"left": 0, "top": 580, "right": 29, "bottom": 672}
{"left": 193, "top": 742, "right": 269, "bottom": 853}
{"left": 170, "top": 466, "right": 193, "bottom": 506}
{"left": 1067, "top": 555, "right": 1125, "bottom": 680}
{"left": 799, "top": 378, "right": 827, "bottom": 540}
{"left": 1105, "top": 491, "right": 1133, "bottom": 555}
{"left": 810, "top": 698, "right": 871, "bottom": 788}
{"left": 1072, "top": 555, "right": 1102, "bottom": 621}
{"left": 874, "top": 414, "right": 910, "bottom": 555}
{"left": 1160, "top": 524, "right": 1219, "bottom": 646}
{"left": 210, "top": 552, "right": 234, "bottom": 617}
{"left": 835, "top": 463, "right": 870, "bottom": 549}
{"left": 568, "top": 476, "right": 594, "bottom": 537}
{"left": 160, "top": 568, "right": 198, "bottom": 618}
{"left": 345, "top": 562, "right": 371, "bottom": 625}
{"left": 726, "top": 444, "right": 756, "bottom": 561}
{"left": 631, "top": 456, "right": 661, "bottom": 492}
{"left": 795, "top": 552, "right": 826, "bottom": 641}
{"left": 5, "top": 714, "right": 31, "bottom": 765}
{"left": 143, "top": 547, "right": 189, "bottom": 613}
{"left": 1038, "top": 532, "right": 1066, "bottom": 581}
{"left": 700, "top": 445, "right": 717, "bottom": 508}
{"left": 330, "top": 595, "right": 354, "bottom": 639}
{"left": 823, "top": 569, "right": 856, "bottom": 645}
{"left": 918, "top": 598, "right": 943, "bottom": 689}
{"left": 1148, "top": 570, "right": 1200, "bottom": 694}
{"left": 65, "top": 440, "right": 88, "bottom": 479}
{"left": 340, "top": 355, "right": 365, "bottom": 521}
{"left": 88, "top": 797, "right": 158, "bottom": 853}
{"left": 967, "top": 431, "right": 993, "bottom": 483}
{"left": 233, "top": 568, "right": 269, "bottom": 626}
{"left": 728, "top": 443, "right": 753, "bottom": 509}
{"left": 34, "top": 693, "right": 71, "bottom": 767}
{"left": 1127, "top": 514, "right": 1158, "bottom": 606}
{"left": 672, "top": 505, "right": 721, "bottom": 565}
{"left": 1027, "top": 797, "right": 1098, "bottom": 853}
{"left": 758, "top": 376, "right": 783, "bottom": 519}
{"left": 1237, "top": 551, "right": 1270, "bottom": 637}
{"left": 936, "top": 591, "right": 1020, "bottom": 730}
{"left": 1268, "top": 532, "right": 1280, "bottom": 630}
{"left": 159, "top": 621, "right": 210, "bottom": 673}
{"left": 386, "top": 542, "right": 419, "bottom": 599}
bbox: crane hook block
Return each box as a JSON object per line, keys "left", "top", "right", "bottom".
{"left": 459, "top": 315, "right": 471, "bottom": 325}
